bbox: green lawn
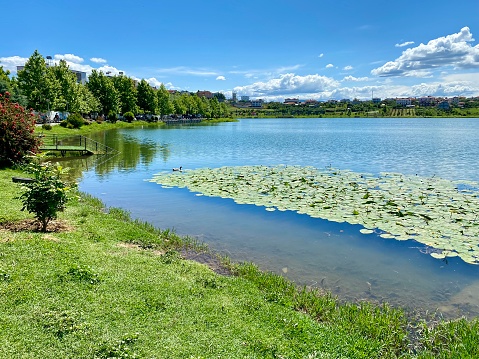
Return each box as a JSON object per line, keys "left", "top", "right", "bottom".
{"left": 1, "top": 167, "right": 478, "bottom": 358}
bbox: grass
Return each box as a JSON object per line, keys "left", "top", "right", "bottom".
{"left": 1, "top": 168, "right": 479, "bottom": 358}
{"left": 35, "top": 118, "right": 237, "bottom": 137}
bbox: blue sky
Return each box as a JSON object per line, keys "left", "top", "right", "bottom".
{"left": 2, "top": 0, "right": 479, "bottom": 101}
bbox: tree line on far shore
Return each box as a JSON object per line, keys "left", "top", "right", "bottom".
{"left": 0, "top": 50, "right": 230, "bottom": 120}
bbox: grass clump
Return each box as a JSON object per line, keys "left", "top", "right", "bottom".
{"left": 1, "top": 168, "right": 479, "bottom": 358}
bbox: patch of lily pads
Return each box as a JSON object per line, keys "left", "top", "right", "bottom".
{"left": 150, "top": 165, "right": 479, "bottom": 265}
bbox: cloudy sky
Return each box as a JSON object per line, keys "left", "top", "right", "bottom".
{"left": 1, "top": 0, "right": 478, "bottom": 101}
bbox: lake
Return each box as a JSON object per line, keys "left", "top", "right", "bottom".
{"left": 74, "top": 117, "right": 479, "bottom": 319}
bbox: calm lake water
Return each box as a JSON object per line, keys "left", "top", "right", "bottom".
{"left": 74, "top": 118, "right": 479, "bottom": 319}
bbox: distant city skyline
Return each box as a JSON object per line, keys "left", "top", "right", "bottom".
{"left": 1, "top": 0, "right": 478, "bottom": 101}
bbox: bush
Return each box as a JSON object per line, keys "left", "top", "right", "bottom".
{"left": 17, "top": 156, "right": 75, "bottom": 232}
{"left": 65, "top": 113, "right": 84, "bottom": 129}
{"left": 0, "top": 92, "right": 40, "bottom": 167}
{"left": 123, "top": 111, "right": 134, "bottom": 123}
{"left": 42, "top": 123, "right": 52, "bottom": 130}
{"left": 108, "top": 111, "right": 117, "bottom": 123}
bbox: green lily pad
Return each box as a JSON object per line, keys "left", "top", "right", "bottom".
{"left": 151, "top": 165, "right": 479, "bottom": 265}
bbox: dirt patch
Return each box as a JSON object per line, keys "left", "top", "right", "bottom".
{"left": 0, "top": 219, "right": 73, "bottom": 233}
{"left": 181, "top": 249, "right": 233, "bottom": 276}
{"left": 115, "top": 243, "right": 233, "bottom": 276}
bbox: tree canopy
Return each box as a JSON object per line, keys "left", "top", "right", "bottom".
{"left": 10, "top": 50, "right": 231, "bottom": 120}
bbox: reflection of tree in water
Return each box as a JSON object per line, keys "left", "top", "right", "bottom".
{"left": 46, "top": 129, "right": 170, "bottom": 178}
{"left": 93, "top": 130, "right": 170, "bottom": 174}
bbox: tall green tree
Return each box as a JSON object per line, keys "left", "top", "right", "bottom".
{"left": 86, "top": 70, "right": 120, "bottom": 116}
{"left": 210, "top": 97, "right": 221, "bottom": 118}
{"left": 182, "top": 93, "right": 197, "bottom": 116}
{"left": 196, "top": 96, "right": 210, "bottom": 117}
{"left": 157, "top": 84, "right": 174, "bottom": 117}
{"left": 112, "top": 74, "right": 138, "bottom": 114}
{"left": 172, "top": 95, "right": 186, "bottom": 116}
{"left": 137, "top": 79, "right": 157, "bottom": 114}
{"left": 17, "top": 50, "right": 60, "bottom": 111}
{"left": 0, "top": 67, "right": 27, "bottom": 106}
{"left": 0, "top": 66, "right": 12, "bottom": 95}
{"left": 50, "top": 59, "right": 77, "bottom": 112}
{"left": 73, "top": 83, "right": 100, "bottom": 114}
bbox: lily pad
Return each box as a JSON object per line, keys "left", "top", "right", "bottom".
{"left": 151, "top": 165, "right": 479, "bottom": 265}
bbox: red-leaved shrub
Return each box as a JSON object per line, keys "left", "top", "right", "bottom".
{"left": 0, "top": 92, "right": 40, "bottom": 167}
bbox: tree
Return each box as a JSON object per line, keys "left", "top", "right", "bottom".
{"left": 172, "top": 95, "right": 186, "bottom": 116}
{"left": 181, "top": 93, "right": 197, "bottom": 116}
{"left": 0, "top": 92, "right": 40, "bottom": 167}
{"left": 73, "top": 84, "right": 100, "bottom": 115}
{"left": 210, "top": 97, "right": 221, "bottom": 118}
{"left": 86, "top": 70, "right": 120, "bottom": 116}
{"left": 112, "top": 74, "right": 138, "bottom": 115}
{"left": 0, "top": 66, "right": 13, "bottom": 95}
{"left": 137, "top": 79, "right": 157, "bottom": 114}
{"left": 196, "top": 96, "right": 210, "bottom": 118}
{"left": 157, "top": 84, "right": 174, "bottom": 117}
{"left": 18, "top": 157, "right": 74, "bottom": 232}
{"left": 17, "top": 50, "right": 60, "bottom": 111}
{"left": 213, "top": 92, "right": 226, "bottom": 102}
{"left": 50, "top": 59, "right": 77, "bottom": 112}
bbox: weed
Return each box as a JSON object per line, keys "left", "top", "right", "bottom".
{"left": 62, "top": 264, "right": 101, "bottom": 285}
{"left": 108, "top": 207, "right": 131, "bottom": 221}
{"left": 95, "top": 332, "right": 139, "bottom": 359}
{"left": 41, "top": 310, "right": 87, "bottom": 339}
{"left": 160, "top": 250, "right": 180, "bottom": 264}
{"left": 0, "top": 270, "right": 11, "bottom": 282}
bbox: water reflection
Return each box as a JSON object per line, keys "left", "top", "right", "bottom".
{"left": 56, "top": 129, "right": 170, "bottom": 181}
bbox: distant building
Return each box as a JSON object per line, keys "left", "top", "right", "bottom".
{"left": 250, "top": 99, "right": 263, "bottom": 108}
{"left": 232, "top": 92, "right": 237, "bottom": 102}
{"left": 71, "top": 69, "right": 87, "bottom": 84}
{"left": 418, "top": 96, "right": 437, "bottom": 107}
{"left": 197, "top": 90, "right": 213, "bottom": 99}
{"left": 284, "top": 98, "right": 300, "bottom": 105}
{"left": 240, "top": 95, "right": 250, "bottom": 101}
{"left": 372, "top": 98, "right": 381, "bottom": 104}
{"left": 437, "top": 101, "right": 450, "bottom": 110}
{"left": 304, "top": 99, "right": 319, "bottom": 107}
{"left": 396, "top": 98, "right": 412, "bottom": 107}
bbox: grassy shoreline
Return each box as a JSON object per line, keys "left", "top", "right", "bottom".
{"left": 1, "top": 167, "right": 479, "bottom": 357}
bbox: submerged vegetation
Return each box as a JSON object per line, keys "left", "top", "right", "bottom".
{"left": 152, "top": 165, "right": 479, "bottom": 265}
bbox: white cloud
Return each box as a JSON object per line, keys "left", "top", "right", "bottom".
{"left": 154, "top": 66, "right": 218, "bottom": 76}
{"left": 342, "top": 75, "right": 369, "bottom": 82}
{"left": 326, "top": 64, "right": 334, "bottom": 68}
{"left": 233, "top": 73, "right": 340, "bottom": 98}
{"left": 319, "top": 53, "right": 324, "bottom": 58}
{"left": 410, "top": 80, "right": 479, "bottom": 97}
{"left": 216, "top": 75, "right": 226, "bottom": 81}
{"left": 395, "top": 41, "right": 415, "bottom": 48}
{"left": 96, "top": 65, "right": 125, "bottom": 76}
{"left": 277, "top": 64, "right": 303, "bottom": 73}
{"left": 144, "top": 77, "right": 164, "bottom": 88}
{"left": 343, "top": 65, "right": 353, "bottom": 71}
{"left": 90, "top": 57, "right": 107, "bottom": 64}
{"left": 54, "top": 54, "right": 84, "bottom": 63}
{"left": 441, "top": 72, "right": 479, "bottom": 83}
{"left": 0, "top": 55, "right": 28, "bottom": 72}
{"left": 372, "top": 27, "right": 479, "bottom": 77}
